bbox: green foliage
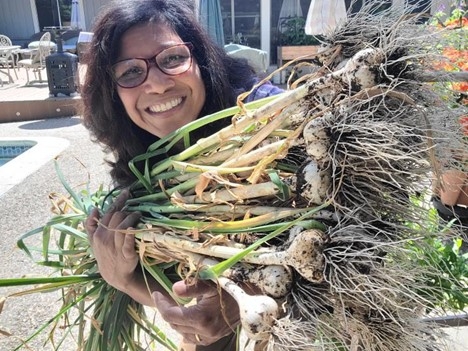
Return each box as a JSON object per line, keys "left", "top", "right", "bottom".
{"left": 405, "top": 196, "right": 468, "bottom": 311}
{"left": 428, "top": 2, "right": 467, "bottom": 51}
{"left": 425, "top": 3, "right": 468, "bottom": 119}
{"left": 410, "top": 236, "right": 468, "bottom": 311}
{"left": 278, "top": 17, "right": 320, "bottom": 46}
{"left": 59, "top": 0, "right": 72, "bottom": 22}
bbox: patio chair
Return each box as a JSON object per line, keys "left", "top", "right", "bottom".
{"left": 0, "top": 34, "right": 12, "bottom": 46}
{"left": 0, "top": 34, "right": 19, "bottom": 83}
{"left": 17, "top": 32, "right": 52, "bottom": 84}
{"left": 224, "top": 44, "right": 268, "bottom": 75}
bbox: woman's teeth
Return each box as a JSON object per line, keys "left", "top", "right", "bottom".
{"left": 149, "top": 98, "right": 182, "bottom": 113}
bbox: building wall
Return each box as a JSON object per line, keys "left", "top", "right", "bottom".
{"left": 0, "top": 0, "right": 36, "bottom": 45}
{"left": 83, "top": 0, "right": 110, "bottom": 31}
{"left": 0, "top": 0, "right": 111, "bottom": 45}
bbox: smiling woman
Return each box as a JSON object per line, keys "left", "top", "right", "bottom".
{"left": 0, "top": 137, "right": 69, "bottom": 196}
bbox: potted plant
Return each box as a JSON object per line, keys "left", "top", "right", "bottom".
{"left": 277, "top": 16, "right": 321, "bottom": 67}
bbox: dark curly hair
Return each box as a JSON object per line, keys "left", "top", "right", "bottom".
{"left": 81, "top": 0, "right": 258, "bottom": 186}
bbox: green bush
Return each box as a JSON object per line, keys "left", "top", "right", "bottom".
{"left": 278, "top": 17, "right": 320, "bottom": 46}
{"left": 405, "top": 198, "right": 468, "bottom": 311}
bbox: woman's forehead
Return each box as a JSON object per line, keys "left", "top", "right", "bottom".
{"left": 118, "top": 22, "right": 182, "bottom": 59}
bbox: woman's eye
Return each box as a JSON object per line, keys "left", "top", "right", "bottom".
{"left": 120, "top": 66, "right": 144, "bottom": 79}
{"left": 161, "top": 54, "right": 187, "bottom": 68}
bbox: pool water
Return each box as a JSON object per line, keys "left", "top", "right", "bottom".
{"left": 0, "top": 137, "right": 70, "bottom": 197}
{"left": 0, "top": 157, "right": 13, "bottom": 166}
{"left": 0, "top": 142, "right": 35, "bottom": 167}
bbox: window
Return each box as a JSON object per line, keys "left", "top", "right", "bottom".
{"left": 220, "top": 0, "right": 261, "bottom": 48}
{"left": 35, "top": 0, "right": 72, "bottom": 30}
{"left": 345, "top": 0, "right": 391, "bottom": 14}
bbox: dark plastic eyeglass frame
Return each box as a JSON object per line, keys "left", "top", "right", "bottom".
{"left": 112, "top": 42, "right": 194, "bottom": 88}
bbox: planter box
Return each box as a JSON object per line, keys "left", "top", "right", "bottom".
{"left": 276, "top": 45, "right": 320, "bottom": 84}
{"left": 277, "top": 45, "right": 320, "bottom": 67}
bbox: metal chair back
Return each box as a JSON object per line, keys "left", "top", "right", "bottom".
{"left": 0, "top": 34, "right": 12, "bottom": 46}
{"left": 30, "top": 32, "right": 52, "bottom": 66}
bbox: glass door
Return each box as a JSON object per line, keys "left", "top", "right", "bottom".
{"left": 270, "top": 0, "right": 311, "bottom": 64}
{"left": 220, "top": 0, "right": 261, "bottom": 49}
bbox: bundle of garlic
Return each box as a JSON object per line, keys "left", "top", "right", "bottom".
{"left": 118, "top": 2, "right": 468, "bottom": 350}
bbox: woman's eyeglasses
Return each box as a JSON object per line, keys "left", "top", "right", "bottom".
{"left": 112, "top": 42, "right": 194, "bottom": 88}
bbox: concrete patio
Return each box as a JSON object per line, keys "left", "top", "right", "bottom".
{"left": 0, "top": 65, "right": 83, "bottom": 123}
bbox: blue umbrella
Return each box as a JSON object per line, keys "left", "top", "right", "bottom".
{"left": 198, "top": 0, "right": 225, "bottom": 47}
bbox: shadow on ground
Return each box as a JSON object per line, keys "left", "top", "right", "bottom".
{"left": 19, "top": 116, "right": 82, "bottom": 130}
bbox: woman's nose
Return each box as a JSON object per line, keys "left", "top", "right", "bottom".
{"left": 142, "top": 65, "right": 175, "bottom": 93}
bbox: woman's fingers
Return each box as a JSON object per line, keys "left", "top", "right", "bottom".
{"left": 152, "top": 291, "right": 219, "bottom": 345}
{"left": 106, "top": 210, "right": 141, "bottom": 250}
{"left": 110, "top": 188, "right": 131, "bottom": 212}
{"left": 85, "top": 207, "right": 101, "bottom": 243}
{"left": 86, "top": 188, "right": 141, "bottom": 253}
{"left": 95, "top": 188, "right": 131, "bottom": 228}
{"left": 85, "top": 190, "right": 126, "bottom": 241}
{"left": 172, "top": 280, "right": 217, "bottom": 298}
{"left": 153, "top": 281, "right": 240, "bottom": 346}
{"left": 115, "top": 211, "right": 142, "bottom": 259}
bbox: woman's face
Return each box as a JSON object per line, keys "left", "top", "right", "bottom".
{"left": 116, "top": 22, "right": 206, "bottom": 138}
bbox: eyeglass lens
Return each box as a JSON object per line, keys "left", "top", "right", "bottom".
{"left": 113, "top": 43, "right": 192, "bottom": 88}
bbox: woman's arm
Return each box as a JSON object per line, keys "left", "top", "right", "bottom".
{"left": 433, "top": 169, "right": 468, "bottom": 226}
{"left": 439, "top": 169, "right": 468, "bottom": 207}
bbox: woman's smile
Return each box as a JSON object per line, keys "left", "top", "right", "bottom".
{"left": 146, "top": 97, "right": 184, "bottom": 114}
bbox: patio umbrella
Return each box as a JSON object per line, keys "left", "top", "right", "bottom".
{"left": 304, "top": 0, "right": 347, "bottom": 35}
{"left": 198, "top": 0, "right": 225, "bottom": 47}
{"left": 70, "top": 0, "right": 82, "bottom": 29}
{"left": 278, "top": 0, "right": 303, "bottom": 33}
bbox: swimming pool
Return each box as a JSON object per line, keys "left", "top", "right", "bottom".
{"left": 0, "top": 141, "right": 36, "bottom": 167}
{"left": 0, "top": 137, "right": 70, "bottom": 196}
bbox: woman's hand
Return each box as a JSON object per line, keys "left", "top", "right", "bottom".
{"left": 153, "top": 280, "right": 240, "bottom": 346}
{"left": 85, "top": 189, "right": 142, "bottom": 293}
